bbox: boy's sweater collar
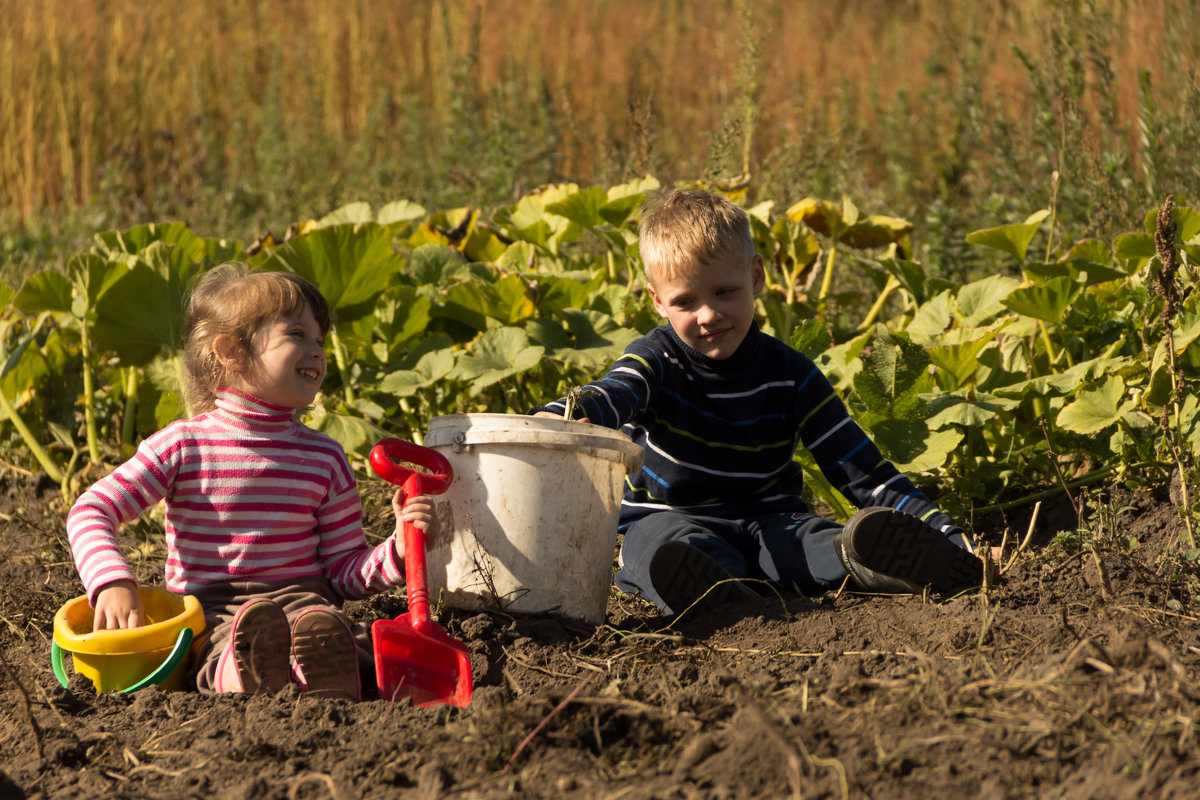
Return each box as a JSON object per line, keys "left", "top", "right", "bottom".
{"left": 213, "top": 387, "right": 298, "bottom": 433}
{"left": 664, "top": 322, "right": 764, "bottom": 372}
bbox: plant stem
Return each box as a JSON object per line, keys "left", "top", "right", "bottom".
{"left": 121, "top": 366, "right": 139, "bottom": 447}
{"left": 80, "top": 326, "right": 102, "bottom": 465}
{"left": 817, "top": 242, "right": 838, "bottom": 302}
{"left": 857, "top": 276, "right": 901, "bottom": 332}
{"left": 0, "top": 391, "right": 63, "bottom": 483}
{"left": 328, "top": 326, "right": 356, "bottom": 404}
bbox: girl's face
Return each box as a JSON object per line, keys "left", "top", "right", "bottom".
{"left": 225, "top": 305, "right": 327, "bottom": 409}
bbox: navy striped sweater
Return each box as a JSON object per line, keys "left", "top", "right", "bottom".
{"left": 535, "top": 323, "right": 965, "bottom": 543}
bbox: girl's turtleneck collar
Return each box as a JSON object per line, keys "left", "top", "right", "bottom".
{"left": 212, "top": 387, "right": 299, "bottom": 433}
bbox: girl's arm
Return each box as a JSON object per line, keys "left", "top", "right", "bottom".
{"left": 67, "top": 441, "right": 174, "bottom": 606}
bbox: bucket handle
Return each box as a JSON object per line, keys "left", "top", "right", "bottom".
{"left": 51, "top": 627, "right": 195, "bottom": 693}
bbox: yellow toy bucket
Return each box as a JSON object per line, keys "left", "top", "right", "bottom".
{"left": 52, "top": 588, "right": 205, "bottom": 694}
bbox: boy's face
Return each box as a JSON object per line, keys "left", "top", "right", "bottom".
{"left": 647, "top": 252, "right": 765, "bottom": 360}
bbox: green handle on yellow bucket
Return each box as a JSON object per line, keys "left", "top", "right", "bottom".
{"left": 51, "top": 627, "right": 195, "bottom": 693}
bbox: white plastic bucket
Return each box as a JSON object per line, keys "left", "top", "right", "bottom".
{"left": 422, "top": 413, "right": 643, "bottom": 624}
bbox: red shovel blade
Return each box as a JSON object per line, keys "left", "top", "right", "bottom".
{"left": 372, "top": 615, "right": 472, "bottom": 707}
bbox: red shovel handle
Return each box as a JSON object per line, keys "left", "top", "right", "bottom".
{"left": 369, "top": 439, "right": 454, "bottom": 496}
{"left": 369, "top": 439, "right": 454, "bottom": 634}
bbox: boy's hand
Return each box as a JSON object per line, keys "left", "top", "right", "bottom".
{"left": 93, "top": 580, "right": 143, "bottom": 631}
{"left": 391, "top": 488, "right": 437, "bottom": 561}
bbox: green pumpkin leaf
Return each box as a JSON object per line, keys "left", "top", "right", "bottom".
{"left": 267, "top": 222, "right": 402, "bottom": 319}
{"left": 790, "top": 318, "right": 833, "bottom": 360}
{"left": 318, "top": 202, "right": 373, "bottom": 227}
{"left": 377, "top": 199, "right": 427, "bottom": 226}
{"left": 992, "top": 356, "right": 1129, "bottom": 399}
{"left": 305, "top": 396, "right": 389, "bottom": 456}
{"left": 408, "top": 244, "right": 468, "bottom": 285}
{"left": 1001, "top": 276, "right": 1081, "bottom": 324}
{"left": 530, "top": 274, "right": 590, "bottom": 315}
{"left": 547, "top": 186, "right": 607, "bottom": 229}
{"left": 965, "top": 209, "right": 1050, "bottom": 263}
{"left": 874, "top": 257, "right": 931, "bottom": 305}
{"left": 93, "top": 221, "right": 208, "bottom": 262}
{"left": 1141, "top": 205, "right": 1200, "bottom": 242}
{"left": 92, "top": 242, "right": 202, "bottom": 364}
{"left": 379, "top": 347, "right": 455, "bottom": 396}
{"left": 926, "top": 321, "right": 1009, "bottom": 387}
{"left": 1023, "top": 259, "right": 1128, "bottom": 287}
{"left": 872, "top": 420, "right": 962, "bottom": 474}
{"left": 853, "top": 330, "right": 929, "bottom": 420}
{"left": 490, "top": 274, "right": 537, "bottom": 325}
{"left": 13, "top": 270, "right": 73, "bottom": 315}
{"left": 1056, "top": 375, "right": 1136, "bottom": 434}
{"left": 957, "top": 274, "right": 1021, "bottom": 326}
{"left": 450, "top": 327, "right": 544, "bottom": 393}
{"left": 841, "top": 213, "right": 914, "bottom": 250}
{"left": 553, "top": 309, "right": 640, "bottom": 369}
{"left": 925, "top": 391, "right": 1019, "bottom": 428}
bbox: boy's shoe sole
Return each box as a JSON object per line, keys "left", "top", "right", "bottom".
{"left": 227, "top": 598, "right": 292, "bottom": 694}
{"left": 290, "top": 608, "right": 361, "bottom": 701}
{"left": 836, "top": 507, "right": 982, "bottom": 593}
{"left": 648, "top": 541, "right": 758, "bottom": 617}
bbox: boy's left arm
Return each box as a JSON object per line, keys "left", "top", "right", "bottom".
{"left": 796, "top": 364, "right": 976, "bottom": 552}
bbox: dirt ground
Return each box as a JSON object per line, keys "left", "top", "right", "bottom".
{"left": 2, "top": 469, "right": 1199, "bottom": 800}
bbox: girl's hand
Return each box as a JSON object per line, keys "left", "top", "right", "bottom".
{"left": 93, "top": 580, "right": 144, "bottom": 631}
{"left": 390, "top": 488, "right": 436, "bottom": 561}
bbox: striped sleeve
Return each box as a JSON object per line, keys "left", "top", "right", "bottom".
{"left": 66, "top": 434, "right": 176, "bottom": 604}
{"left": 313, "top": 444, "right": 405, "bottom": 599}
{"left": 539, "top": 347, "right": 659, "bottom": 428}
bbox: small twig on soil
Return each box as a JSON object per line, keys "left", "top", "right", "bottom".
{"left": 287, "top": 772, "right": 341, "bottom": 800}
{"left": 1002, "top": 500, "right": 1041, "bottom": 575}
{"left": 503, "top": 672, "right": 596, "bottom": 773}
{"left": 504, "top": 647, "right": 587, "bottom": 680}
{"left": 0, "top": 647, "right": 43, "bottom": 760}
{"left": 1088, "top": 544, "right": 1114, "bottom": 600}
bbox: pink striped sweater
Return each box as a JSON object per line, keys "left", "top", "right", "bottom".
{"left": 67, "top": 388, "right": 403, "bottom": 604}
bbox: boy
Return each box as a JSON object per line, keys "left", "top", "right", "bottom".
{"left": 533, "top": 189, "right": 983, "bottom": 616}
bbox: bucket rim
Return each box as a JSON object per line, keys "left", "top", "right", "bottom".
{"left": 53, "top": 589, "right": 204, "bottom": 655}
{"left": 425, "top": 413, "right": 643, "bottom": 471}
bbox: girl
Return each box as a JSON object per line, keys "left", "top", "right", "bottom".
{"left": 67, "top": 263, "right": 430, "bottom": 700}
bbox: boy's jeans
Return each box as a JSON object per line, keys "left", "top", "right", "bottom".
{"left": 615, "top": 511, "right": 849, "bottom": 611}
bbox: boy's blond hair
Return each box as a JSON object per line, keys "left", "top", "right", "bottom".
{"left": 638, "top": 189, "right": 756, "bottom": 282}
{"left": 182, "top": 262, "right": 330, "bottom": 415}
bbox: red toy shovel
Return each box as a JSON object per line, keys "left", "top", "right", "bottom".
{"left": 369, "top": 438, "right": 472, "bottom": 707}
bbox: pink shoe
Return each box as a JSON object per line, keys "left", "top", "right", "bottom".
{"left": 290, "top": 608, "right": 361, "bottom": 700}
{"left": 214, "top": 598, "right": 291, "bottom": 694}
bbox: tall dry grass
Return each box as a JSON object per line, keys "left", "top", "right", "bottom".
{"left": 0, "top": 0, "right": 1193, "bottom": 230}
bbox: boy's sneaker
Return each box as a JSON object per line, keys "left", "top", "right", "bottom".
{"left": 290, "top": 607, "right": 361, "bottom": 700}
{"left": 215, "top": 598, "right": 292, "bottom": 694}
{"left": 648, "top": 541, "right": 758, "bottom": 617}
{"left": 835, "top": 507, "right": 982, "bottom": 594}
